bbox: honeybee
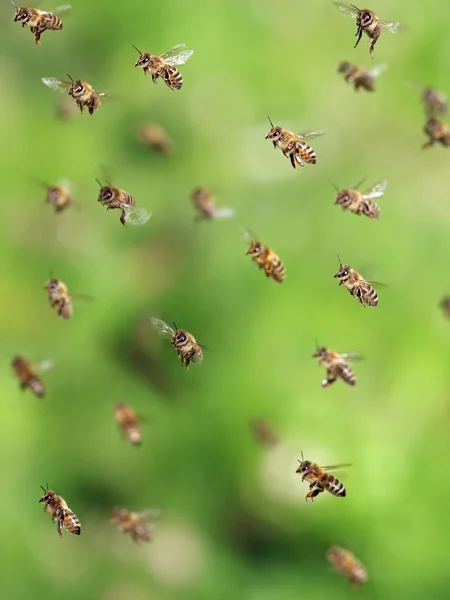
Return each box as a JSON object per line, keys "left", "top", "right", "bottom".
{"left": 150, "top": 317, "right": 204, "bottom": 368}
{"left": 334, "top": 3, "right": 400, "bottom": 58}
{"left": 313, "top": 346, "right": 358, "bottom": 387}
{"left": 422, "top": 117, "right": 450, "bottom": 149}
{"left": 133, "top": 43, "right": 194, "bottom": 90}
{"left": 327, "top": 546, "right": 368, "bottom": 587}
{"left": 265, "top": 117, "right": 324, "bottom": 170}
{"left": 137, "top": 123, "right": 173, "bottom": 155}
{"left": 43, "top": 180, "right": 73, "bottom": 213}
{"left": 337, "top": 61, "right": 386, "bottom": 91}
{"left": 11, "top": 356, "right": 52, "bottom": 397}
{"left": 191, "top": 187, "right": 235, "bottom": 221}
{"left": 114, "top": 403, "right": 142, "bottom": 445}
{"left": 44, "top": 277, "right": 73, "bottom": 319}
{"left": 409, "top": 83, "right": 447, "bottom": 117}
{"left": 110, "top": 507, "right": 160, "bottom": 543}
{"left": 39, "top": 485, "right": 81, "bottom": 537}
{"left": 243, "top": 229, "right": 286, "bottom": 283}
{"left": 250, "top": 419, "right": 279, "bottom": 447}
{"left": 42, "top": 75, "right": 110, "bottom": 116}
{"left": 440, "top": 296, "right": 450, "bottom": 318}
{"left": 295, "top": 452, "right": 350, "bottom": 501}
{"left": 9, "top": 1, "right": 70, "bottom": 44}
{"left": 96, "top": 178, "right": 151, "bottom": 227}
{"left": 334, "top": 257, "right": 379, "bottom": 307}
{"left": 333, "top": 179, "right": 387, "bottom": 219}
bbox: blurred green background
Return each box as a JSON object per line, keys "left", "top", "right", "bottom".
{"left": 1, "top": 0, "right": 450, "bottom": 598}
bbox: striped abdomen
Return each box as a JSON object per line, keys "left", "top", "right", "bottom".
{"left": 64, "top": 510, "right": 82, "bottom": 535}
{"left": 358, "top": 281, "right": 378, "bottom": 306}
{"left": 164, "top": 65, "right": 183, "bottom": 90}
{"left": 335, "top": 361, "right": 356, "bottom": 386}
{"left": 359, "top": 199, "right": 380, "bottom": 219}
{"left": 321, "top": 474, "right": 346, "bottom": 497}
{"left": 294, "top": 141, "right": 316, "bottom": 165}
{"left": 26, "top": 375, "right": 45, "bottom": 397}
{"left": 122, "top": 419, "right": 141, "bottom": 445}
{"left": 265, "top": 254, "right": 286, "bottom": 283}
{"left": 41, "top": 12, "right": 63, "bottom": 30}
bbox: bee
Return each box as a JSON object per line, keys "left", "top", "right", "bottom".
{"left": 191, "top": 187, "right": 235, "bottom": 221}
{"left": 114, "top": 403, "right": 142, "bottom": 445}
{"left": 337, "top": 61, "right": 386, "bottom": 92}
{"left": 312, "top": 346, "right": 358, "bottom": 387}
{"left": 327, "top": 546, "right": 368, "bottom": 587}
{"left": 42, "top": 75, "right": 110, "bottom": 116}
{"left": 409, "top": 83, "right": 447, "bottom": 117}
{"left": 39, "top": 485, "right": 81, "bottom": 537}
{"left": 334, "top": 256, "right": 379, "bottom": 307}
{"left": 422, "top": 117, "right": 450, "bottom": 149}
{"left": 9, "top": 1, "right": 70, "bottom": 44}
{"left": 440, "top": 296, "right": 450, "bottom": 318}
{"left": 243, "top": 229, "right": 286, "bottom": 283}
{"left": 110, "top": 507, "right": 160, "bottom": 543}
{"left": 295, "top": 452, "right": 350, "bottom": 501}
{"left": 11, "top": 356, "right": 52, "bottom": 397}
{"left": 96, "top": 178, "right": 151, "bottom": 227}
{"left": 333, "top": 178, "right": 387, "bottom": 219}
{"left": 265, "top": 117, "right": 324, "bottom": 170}
{"left": 43, "top": 180, "right": 73, "bottom": 213}
{"left": 334, "top": 3, "right": 400, "bottom": 58}
{"left": 44, "top": 277, "right": 73, "bottom": 319}
{"left": 250, "top": 419, "right": 279, "bottom": 447}
{"left": 137, "top": 123, "right": 173, "bottom": 155}
{"left": 133, "top": 43, "right": 194, "bottom": 90}
{"left": 150, "top": 317, "right": 204, "bottom": 368}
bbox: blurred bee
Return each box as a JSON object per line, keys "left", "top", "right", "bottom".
{"left": 250, "top": 419, "right": 279, "bottom": 447}
{"left": 150, "top": 317, "right": 204, "bottom": 368}
{"left": 312, "top": 345, "right": 358, "bottom": 387}
{"left": 133, "top": 43, "right": 194, "bottom": 90}
{"left": 333, "top": 178, "right": 387, "bottom": 219}
{"left": 265, "top": 117, "right": 324, "bottom": 169}
{"left": 96, "top": 178, "right": 151, "bottom": 227}
{"left": 327, "top": 546, "right": 368, "bottom": 587}
{"left": 243, "top": 229, "right": 286, "bottom": 283}
{"left": 114, "top": 403, "right": 142, "bottom": 446}
{"left": 337, "top": 61, "right": 386, "bottom": 92}
{"left": 191, "top": 187, "right": 235, "bottom": 221}
{"left": 110, "top": 507, "right": 160, "bottom": 543}
{"left": 334, "top": 3, "right": 400, "bottom": 58}
{"left": 39, "top": 485, "right": 81, "bottom": 537}
{"left": 440, "top": 296, "right": 450, "bottom": 318}
{"left": 42, "top": 180, "right": 73, "bottom": 213}
{"left": 334, "top": 256, "right": 379, "bottom": 307}
{"left": 44, "top": 277, "right": 73, "bottom": 319}
{"left": 9, "top": 1, "right": 70, "bottom": 44}
{"left": 409, "top": 83, "right": 447, "bottom": 117}
{"left": 11, "top": 356, "right": 52, "bottom": 397}
{"left": 295, "top": 452, "right": 350, "bottom": 501}
{"left": 137, "top": 123, "right": 173, "bottom": 155}
{"left": 42, "top": 75, "right": 110, "bottom": 116}
{"left": 422, "top": 117, "right": 450, "bottom": 149}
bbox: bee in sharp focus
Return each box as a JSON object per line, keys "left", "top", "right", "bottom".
{"left": 137, "top": 123, "right": 173, "bottom": 155}
{"left": 110, "top": 507, "right": 160, "bottom": 543}
{"left": 312, "top": 345, "right": 359, "bottom": 387}
{"left": 337, "top": 61, "right": 386, "bottom": 91}
{"left": 440, "top": 296, "right": 450, "bottom": 318}
{"left": 334, "top": 256, "right": 379, "bottom": 307}
{"left": 114, "top": 403, "right": 142, "bottom": 445}
{"left": 133, "top": 43, "right": 194, "bottom": 90}
{"left": 333, "top": 178, "right": 387, "bottom": 219}
{"left": 9, "top": 1, "right": 70, "bottom": 44}
{"left": 250, "top": 419, "right": 279, "bottom": 447}
{"left": 42, "top": 180, "right": 74, "bottom": 213}
{"left": 334, "top": 3, "right": 400, "bottom": 58}
{"left": 11, "top": 356, "right": 52, "bottom": 397}
{"left": 265, "top": 117, "right": 324, "bottom": 170}
{"left": 422, "top": 117, "right": 450, "bottom": 149}
{"left": 39, "top": 485, "right": 81, "bottom": 537}
{"left": 295, "top": 452, "right": 350, "bottom": 501}
{"left": 96, "top": 177, "right": 151, "bottom": 227}
{"left": 42, "top": 75, "right": 110, "bottom": 116}
{"left": 327, "top": 546, "right": 368, "bottom": 587}
{"left": 150, "top": 317, "right": 204, "bottom": 368}
{"left": 191, "top": 187, "right": 235, "bottom": 221}
{"left": 243, "top": 229, "right": 286, "bottom": 283}
{"left": 44, "top": 277, "right": 73, "bottom": 319}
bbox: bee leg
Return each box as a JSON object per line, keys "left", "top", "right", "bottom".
{"left": 57, "top": 513, "right": 65, "bottom": 538}
{"left": 306, "top": 486, "right": 324, "bottom": 502}
{"left": 322, "top": 370, "right": 336, "bottom": 387}
{"left": 120, "top": 209, "right": 127, "bottom": 226}
{"left": 354, "top": 27, "right": 363, "bottom": 48}
{"left": 289, "top": 153, "right": 297, "bottom": 169}
{"left": 369, "top": 38, "right": 378, "bottom": 59}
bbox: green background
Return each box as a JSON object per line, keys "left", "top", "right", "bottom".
{"left": 1, "top": 1, "right": 450, "bottom": 598}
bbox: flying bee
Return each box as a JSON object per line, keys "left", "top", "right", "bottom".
{"left": 265, "top": 117, "right": 324, "bottom": 170}
{"left": 9, "top": 1, "right": 70, "bottom": 44}
{"left": 422, "top": 117, "right": 450, "bottom": 149}
{"left": 42, "top": 75, "right": 110, "bottom": 116}
{"left": 110, "top": 507, "right": 160, "bottom": 544}
{"left": 96, "top": 178, "right": 151, "bottom": 227}
{"left": 334, "top": 3, "right": 400, "bottom": 58}
{"left": 11, "top": 356, "right": 52, "bottom": 397}
{"left": 243, "top": 229, "right": 286, "bottom": 283}
{"left": 150, "top": 317, "right": 204, "bottom": 368}
{"left": 42, "top": 180, "right": 74, "bottom": 213}
{"left": 333, "top": 178, "right": 387, "bottom": 219}
{"left": 250, "top": 419, "right": 279, "bottom": 447}
{"left": 39, "top": 485, "right": 81, "bottom": 537}
{"left": 44, "top": 277, "right": 73, "bottom": 319}
{"left": 133, "top": 43, "right": 194, "bottom": 90}
{"left": 312, "top": 345, "right": 359, "bottom": 387}
{"left": 295, "top": 452, "right": 350, "bottom": 501}
{"left": 114, "top": 402, "right": 142, "bottom": 445}
{"left": 334, "top": 256, "right": 379, "bottom": 307}
{"left": 137, "top": 123, "right": 173, "bottom": 155}
{"left": 191, "top": 187, "right": 235, "bottom": 221}
{"left": 337, "top": 61, "right": 386, "bottom": 91}
{"left": 441, "top": 297, "right": 450, "bottom": 318}
{"left": 409, "top": 83, "right": 447, "bottom": 117}
{"left": 327, "top": 546, "right": 368, "bottom": 587}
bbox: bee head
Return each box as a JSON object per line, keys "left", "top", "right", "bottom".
{"left": 337, "top": 61, "right": 351, "bottom": 74}
{"left": 425, "top": 117, "right": 442, "bottom": 137}
{"left": 68, "top": 77, "right": 85, "bottom": 98}
{"left": 174, "top": 330, "right": 187, "bottom": 344}
{"left": 355, "top": 8, "right": 372, "bottom": 26}
{"left": 98, "top": 184, "right": 114, "bottom": 203}
{"left": 335, "top": 189, "right": 351, "bottom": 206}
{"left": 334, "top": 255, "right": 350, "bottom": 280}
{"left": 246, "top": 241, "right": 261, "bottom": 256}
{"left": 296, "top": 454, "right": 310, "bottom": 474}
{"left": 39, "top": 484, "right": 54, "bottom": 504}
{"left": 13, "top": 5, "right": 29, "bottom": 23}
{"left": 133, "top": 47, "right": 153, "bottom": 68}
{"left": 44, "top": 278, "right": 59, "bottom": 291}
{"left": 265, "top": 117, "right": 282, "bottom": 140}
{"left": 313, "top": 346, "right": 327, "bottom": 360}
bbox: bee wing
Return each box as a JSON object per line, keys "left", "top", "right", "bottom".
{"left": 367, "top": 63, "right": 388, "bottom": 78}
{"left": 241, "top": 228, "right": 255, "bottom": 243}
{"left": 362, "top": 180, "right": 388, "bottom": 199}
{"left": 42, "top": 77, "right": 71, "bottom": 94}
{"left": 211, "top": 207, "right": 235, "bottom": 220}
{"left": 50, "top": 5, "right": 72, "bottom": 16}
{"left": 150, "top": 317, "right": 175, "bottom": 339}
{"left": 295, "top": 130, "right": 325, "bottom": 140}
{"left": 122, "top": 206, "right": 152, "bottom": 226}
{"left": 98, "top": 92, "right": 112, "bottom": 100}
{"left": 322, "top": 463, "right": 353, "bottom": 471}
{"left": 339, "top": 352, "right": 363, "bottom": 362}
{"left": 191, "top": 348, "right": 204, "bottom": 364}
{"left": 380, "top": 20, "right": 401, "bottom": 34}
{"left": 137, "top": 509, "right": 162, "bottom": 522}
{"left": 35, "top": 358, "right": 54, "bottom": 372}
{"left": 160, "top": 44, "right": 194, "bottom": 66}
{"left": 71, "top": 292, "right": 94, "bottom": 303}
{"left": 333, "top": 3, "right": 358, "bottom": 18}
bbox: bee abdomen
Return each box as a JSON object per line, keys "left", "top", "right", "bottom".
{"left": 29, "top": 377, "right": 45, "bottom": 397}
{"left": 364, "top": 287, "right": 379, "bottom": 306}
{"left": 165, "top": 67, "right": 183, "bottom": 90}
{"left": 362, "top": 200, "right": 380, "bottom": 218}
{"left": 297, "top": 142, "right": 316, "bottom": 164}
{"left": 324, "top": 475, "right": 346, "bottom": 497}
{"left": 66, "top": 513, "right": 81, "bottom": 535}
{"left": 340, "top": 365, "right": 356, "bottom": 386}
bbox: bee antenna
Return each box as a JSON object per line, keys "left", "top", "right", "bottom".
{"left": 9, "top": 0, "right": 18, "bottom": 7}
{"left": 132, "top": 45, "right": 142, "bottom": 55}
{"left": 40, "top": 484, "right": 47, "bottom": 493}
{"left": 95, "top": 179, "right": 103, "bottom": 188}
{"left": 337, "top": 254, "right": 342, "bottom": 267}
{"left": 267, "top": 115, "right": 274, "bottom": 128}
{"left": 172, "top": 321, "right": 178, "bottom": 330}
{"left": 66, "top": 73, "right": 73, "bottom": 82}
{"left": 350, "top": 4, "right": 361, "bottom": 10}
{"left": 329, "top": 180, "right": 339, "bottom": 192}
{"left": 301, "top": 450, "right": 304, "bottom": 461}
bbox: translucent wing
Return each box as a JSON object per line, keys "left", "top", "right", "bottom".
{"left": 241, "top": 228, "right": 255, "bottom": 243}
{"left": 333, "top": 3, "right": 358, "bottom": 18}
{"left": 296, "top": 130, "right": 325, "bottom": 140}
{"left": 42, "top": 77, "right": 71, "bottom": 93}
{"left": 122, "top": 206, "right": 152, "bottom": 226}
{"left": 160, "top": 44, "right": 194, "bottom": 66}
{"left": 367, "top": 63, "right": 388, "bottom": 78}
{"left": 380, "top": 20, "right": 401, "bottom": 34}
{"left": 191, "top": 349, "right": 204, "bottom": 364}
{"left": 339, "top": 352, "right": 363, "bottom": 362}
{"left": 151, "top": 317, "right": 174, "bottom": 338}
{"left": 136, "top": 509, "right": 162, "bottom": 522}
{"left": 322, "top": 463, "right": 353, "bottom": 471}
{"left": 35, "top": 358, "right": 54, "bottom": 372}
{"left": 211, "top": 207, "right": 235, "bottom": 220}
{"left": 363, "top": 180, "right": 387, "bottom": 199}
{"left": 50, "top": 5, "right": 72, "bottom": 16}
{"left": 98, "top": 92, "right": 111, "bottom": 99}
